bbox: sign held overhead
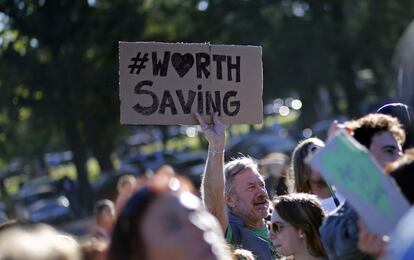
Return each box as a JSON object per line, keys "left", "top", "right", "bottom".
{"left": 119, "top": 42, "right": 263, "bottom": 125}
{"left": 308, "top": 130, "right": 410, "bottom": 235}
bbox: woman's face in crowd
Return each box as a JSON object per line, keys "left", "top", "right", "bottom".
{"left": 141, "top": 191, "right": 230, "bottom": 260}
{"left": 306, "top": 143, "right": 330, "bottom": 198}
{"left": 269, "top": 210, "right": 304, "bottom": 257}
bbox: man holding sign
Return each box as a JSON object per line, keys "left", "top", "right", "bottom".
{"left": 119, "top": 42, "right": 271, "bottom": 258}
{"left": 196, "top": 113, "right": 276, "bottom": 260}
{"left": 313, "top": 114, "right": 408, "bottom": 260}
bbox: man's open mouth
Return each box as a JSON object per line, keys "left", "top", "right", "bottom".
{"left": 253, "top": 200, "right": 269, "bottom": 208}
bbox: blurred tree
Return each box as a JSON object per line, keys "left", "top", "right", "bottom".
{"left": 0, "top": 0, "right": 413, "bottom": 210}
{"left": 258, "top": 0, "right": 414, "bottom": 129}
{"left": 0, "top": 0, "right": 148, "bottom": 212}
{"left": 394, "top": 20, "right": 414, "bottom": 109}
{"left": 143, "top": 0, "right": 414, "bottom": 128}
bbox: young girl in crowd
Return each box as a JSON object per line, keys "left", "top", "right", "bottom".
{"left": 291, "top": 137, "right": 344, "bottom": 213}
{"left": 270, "top": 193, "right": 327, "bottom": 260}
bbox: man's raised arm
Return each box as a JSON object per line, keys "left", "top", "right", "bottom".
{"left": 195, "top": 112, "right": 228, "bottom": 231}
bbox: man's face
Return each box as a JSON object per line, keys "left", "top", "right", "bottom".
{"left": 369, "top": 131, "right": 402, "bottom": 168}
{"left": 230, "top": 168, "right": 270, "bottom": 223}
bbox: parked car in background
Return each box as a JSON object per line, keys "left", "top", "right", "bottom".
{"left": 13, "top": 177, "right": 74, "bottom": 223}
{"left": 118, "top": 152, "right": 165, "bottom": 176}
{"left": 164, "top": 151, "right": 207, "bottom": 189}
{"left": 44, "top": 151, "right": 73, "bottom": 167}
{"left": 95, "top": 150, "right": 207, "bottom": 200}
{"left": 225, "top": 131, "right": 296, "bottom": 161}
{"left": 117, "top": 149, "right": 207, "bottom": 187}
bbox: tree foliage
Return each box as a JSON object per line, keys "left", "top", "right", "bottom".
{"left": 0, "top": 0, "right": 413, "bottom": 210}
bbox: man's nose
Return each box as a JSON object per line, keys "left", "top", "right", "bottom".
{"left": 259, "top": 186, "right": 268, "bottom": 195}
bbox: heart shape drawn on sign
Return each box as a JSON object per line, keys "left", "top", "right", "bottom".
{"left": 171, "top": 53, "right": 194, "bottom": 78}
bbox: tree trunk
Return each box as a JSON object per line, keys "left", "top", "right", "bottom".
{"left": 84, "top": 118, "right": 116, "bottom": 174}
{"left": 339, "top": 58, "right": 362, "bottom": 117}
{"left": 0, "top": 179, "right": 8, "bottom": 199}
{"left": 93, "top": 146, "right": 114, "bottom": 173}
{"left": 37, "top": 154, "right": 47, "bottom": 175}
{"left": 160, "top": 126, "right": 169, "bottom": 149}
{"left": 299, "top": 84, "right": 320, "bottom": 129}
{"left": 327, "top": 86, "right": 341, "bottom": 115}
{"left": 331, "top": 2, "right": 363, "bottom": 117}
{"left": 64, "top": 119, "right": 93, "bottom": 216}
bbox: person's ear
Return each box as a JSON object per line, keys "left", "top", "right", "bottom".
{"left": 225, "top": 194, "right": 237, "bottom": 208}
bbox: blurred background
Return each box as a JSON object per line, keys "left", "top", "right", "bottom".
{"left": 0, "top": 0, "right": 414, "bottom": 227}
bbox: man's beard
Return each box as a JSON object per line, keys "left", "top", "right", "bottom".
{"left": 233, "top": 197, "right": 269, "bottom": 222}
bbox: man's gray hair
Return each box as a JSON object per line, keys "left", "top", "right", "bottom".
{"left": 224, "top": 156, "right": 260, "bottom": 197}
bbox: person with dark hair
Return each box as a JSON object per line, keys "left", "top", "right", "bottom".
{"left": 377, "top": 102, "right": 414, "bottom": 149}
{"left": 107, "top": 174, "right": 232, "bottom": 260}
{"left": 346, "top": 113, "right": 405, "bottom": 168}
{"left": 387, "top": 149, "right": 414, "bottom": 204}
{"left": 270, "top": 193, "right": 326, "bottom": 260}
{"left": 320, "top": 113, "right": 406, "bottom": 260}
{"left": 195, "top": 113, "right": 276, "bottom": 260}
{"left": 291, "top": 137, "right": 344, "bottom": 213}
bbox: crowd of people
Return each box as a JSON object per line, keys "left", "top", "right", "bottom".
{"left": 0, "top": 103, "right": 413, "bottom": 260}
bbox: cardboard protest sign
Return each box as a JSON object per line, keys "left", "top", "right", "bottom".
{"left": 119, "top": 42, "right": 263, "bottom": 125}
{"left": 308, "top": 130, "right": 410, "bottom": 235}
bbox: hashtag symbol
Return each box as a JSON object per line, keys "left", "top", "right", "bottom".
{"left": 128, "top": 52, "right": 149, "bottom": 74}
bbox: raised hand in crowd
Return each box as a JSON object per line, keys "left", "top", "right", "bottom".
{"left": 357, "top": 219, "right": 388, "bottom": 259}
{"left": 195, "top": 112, "right": 226, "bottom": 152}
{"left": 195, "top": 112, "right": 228, "bottom": 230}
{"left": 196, "top": 113, "right": 276, "bottom": 260}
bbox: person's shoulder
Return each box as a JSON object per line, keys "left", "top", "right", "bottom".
{"left": 320, "top": 203, "right": 367, "bottom": 259}
{"left": 321, "top": 203, "right": 359, "bottom": 240}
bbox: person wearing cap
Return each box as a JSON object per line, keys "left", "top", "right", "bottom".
{"left": 377, "top": 102, "right": 414, "bottom": 150}
{"left": 320, "top": 113, "right": 406, "bottom": 260}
